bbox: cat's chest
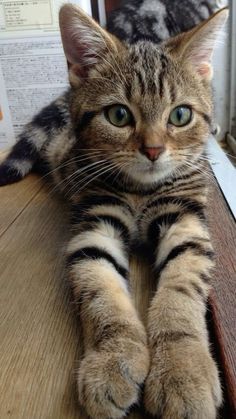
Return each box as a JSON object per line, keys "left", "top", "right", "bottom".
{"left": 123, "top": 192, "right": 156, "bottom": 221}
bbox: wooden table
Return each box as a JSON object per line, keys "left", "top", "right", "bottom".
{"left": 0, "top": 174, "right": 235, "bottom": 418}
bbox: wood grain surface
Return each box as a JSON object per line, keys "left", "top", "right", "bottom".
{"left": 207, "top": 183, "right": 236, "bottom": 417}
{"left": 0, "top": 175, "right": 235, "bottom": 419}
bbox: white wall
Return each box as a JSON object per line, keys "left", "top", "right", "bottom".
{"left": 212, "top": 12, "right": 230, "bottom": 140}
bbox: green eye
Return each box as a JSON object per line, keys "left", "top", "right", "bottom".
{"left": 169, "top": 106, "right": 192, "bottom": 127}
{"left": 105, "top": 105, "right": 132, "bottom": 127}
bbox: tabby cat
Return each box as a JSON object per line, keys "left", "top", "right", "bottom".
{"left": 0, "top": 2, "right": 228, "bottom": 418}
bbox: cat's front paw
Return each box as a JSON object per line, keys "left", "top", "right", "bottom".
{"left": 78, "top": 339, "right": 149, "bottom": 419}
{"left": 144, "top": 339, "right": 222, "bottom": 419}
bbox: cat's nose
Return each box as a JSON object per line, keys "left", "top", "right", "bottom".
{"left": 141, "top": 146, "right": 165, "bottom": 161}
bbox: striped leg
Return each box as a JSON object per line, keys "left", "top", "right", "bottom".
{"left": 141, "top": 196, "right": 222, "bottom": 419}
{"left": 67, "top": 197, "right": 149, "bottom": 419}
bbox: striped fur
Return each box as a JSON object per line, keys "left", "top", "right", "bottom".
{"left": 0, "top": 4, "right": 228, "bottom": 419}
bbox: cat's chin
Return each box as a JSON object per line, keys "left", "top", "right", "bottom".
{"left": 123, "top": 161, "right": 175, "bottom": 186}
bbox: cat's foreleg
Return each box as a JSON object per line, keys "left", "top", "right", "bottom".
{"left": 66, "top": 218, "right": 149, "bottom": 419}
{"left": 143, "top": 207, "right": 222, "bottom": 418}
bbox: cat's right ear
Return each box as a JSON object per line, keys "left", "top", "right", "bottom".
{"left": 164, "top": 8, "right": 228, "bottom": 80}
{"left": 59, "top": 4, "right": 120, "bottom": 85}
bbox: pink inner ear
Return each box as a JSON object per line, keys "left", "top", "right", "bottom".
{"left": 69, "top": 45, "right": 98, "bottom": 78}
{"left": 189, "top": 47, "right": 213, "bottom": 78}
{"left": 197, "top": 62, "right": 212, "bottom": 78}
{"left": 191, "top": 47, "right": 212, "bottom": 64}
{"left": 70, "top": 63, "right": 86, "bottom": 78}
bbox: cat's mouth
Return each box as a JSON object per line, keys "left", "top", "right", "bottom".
{"left": 120, "top": 155, "right": 176, "bottom": 186}
{"left": 147, "top": 162, "right": 159, "bottom": 172}
{"left": 136, "top": 152, "right": 169, "bottom": 172}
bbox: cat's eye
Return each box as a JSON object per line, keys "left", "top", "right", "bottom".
{"left": 105, "top": 105, "right": 132, "bottom": 127}
{"left": 169, "top": 106, "right": 192, "bottom": 127}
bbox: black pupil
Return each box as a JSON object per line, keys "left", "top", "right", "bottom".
{"left": 116, "top": 107, "right": 126, "bottom": 121}
{"left": 176, "top": 108, "right": 184, "bottom": 121}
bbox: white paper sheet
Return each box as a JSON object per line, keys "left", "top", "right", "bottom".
{"left": 0, "top": 0, "right": 92, "bottom": 149}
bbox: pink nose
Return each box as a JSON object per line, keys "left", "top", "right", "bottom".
{"left": 141, "top": 146, "right": 165, "bottom": 161}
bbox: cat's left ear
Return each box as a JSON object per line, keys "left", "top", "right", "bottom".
{"left": 166, "top": 8, "right": 229, "bottom": 80}
{"left": 59, "top": 4, "right": 121, "bottom": 84}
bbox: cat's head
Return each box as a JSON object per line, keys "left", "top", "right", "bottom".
{"left": 59, "top": 4, "right": 228, "bottom": 187}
